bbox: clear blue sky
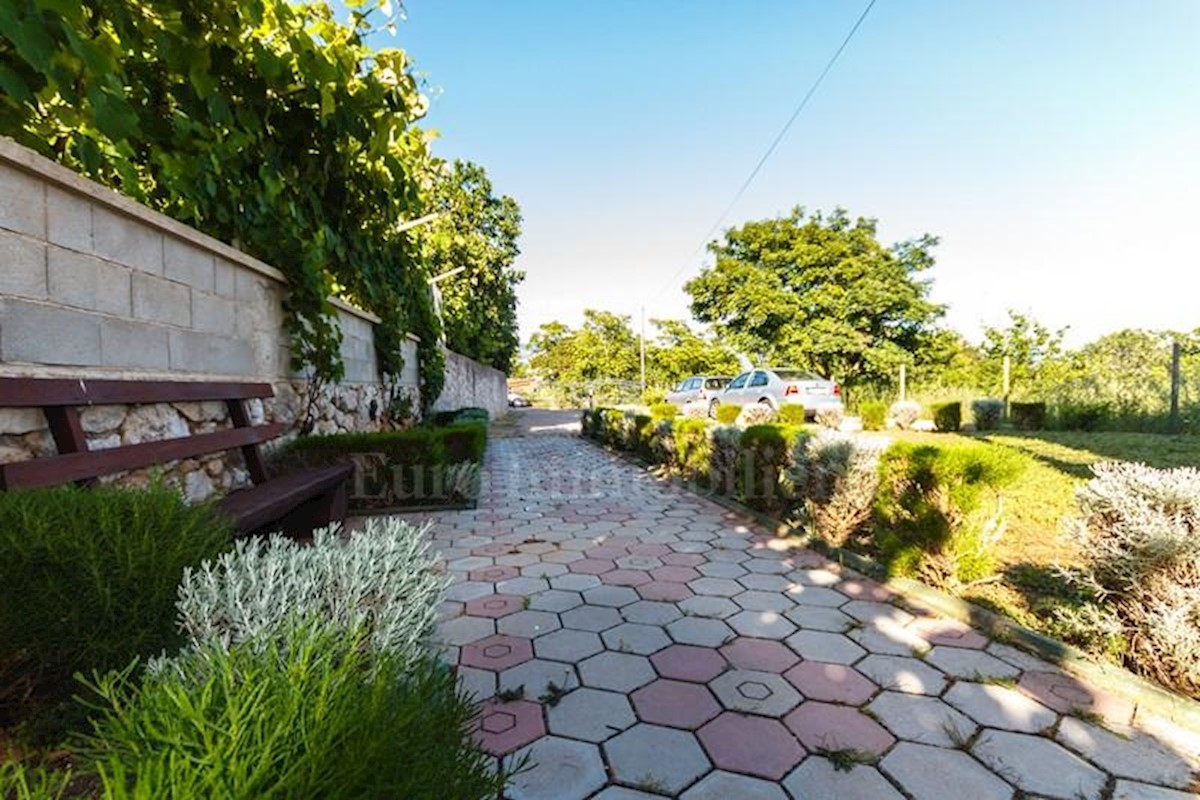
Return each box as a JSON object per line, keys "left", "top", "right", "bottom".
{"left": 369, "top": 0, "right": 1200, "bottom": 346}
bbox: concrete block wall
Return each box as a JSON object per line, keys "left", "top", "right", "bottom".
{"left": 434, "top": 347, "right": 509, "bottom": 417}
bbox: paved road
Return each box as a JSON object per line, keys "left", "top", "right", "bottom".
{"left": 400, "top": 419, "right": 1200, "bottom": 800}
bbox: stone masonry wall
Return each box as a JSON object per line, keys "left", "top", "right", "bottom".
{"left": 0, "top": 137, "right": 422, "bottom": 501}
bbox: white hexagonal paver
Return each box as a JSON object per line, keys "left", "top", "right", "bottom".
{"left": 438, "top": 615, "right": 496, "bottom": 646}
{"left": 456, "top": 665, "right": 496, "bottom": 701}
{"left": 547, "top": 687, "right": 637, "bottom": 742}
{"left": 841, "top": 600, "right": 915, "bottom": 627}
{"left": 561, "top": 605, "right": 623, "bottom": 632}
{"left": 605, "top": 724, "right": 712, "bottom": 795}
{"left": 445, "top": 581, "right": 495, "bottom": 603}
{"left": 856, "top": 655, "right": 947, "bottom": 695}
{"left": 732, "top": 590, "right": 795, "bottom": 613}
{"left": 550, "top": 573, "right": 603, "bottom": 591}
{"left": 497, "top": 610, "right": 561, "bottom": 638}
{"left": 786, "top": 630, "right": 866, "bottom": 664}
{"left": 690, "top": 576, "right": 744, "bottom": 596}
{"left": 603, "top": 622, "right": 672, "bottom": 655}
{"left": 784, "top": 584, "right": 848, "bottom": 607}
{"left": 591, "top": 788, "right": 661, "bottom": 800}
{"left": 709, "top": 669, "right": 802, "bottom": 717}
{"left": 783, "top": 757, "right": 905, "bottom": 800}
{"left": 578, "top": 651, "right": 657, "bottom": 692}
{"left": 1112, "top": 781, "right": 1199, "bottom": 799}
{"left": 727, "top": 609, "right": 797, "bottom": 639}
{"left": 535, "top": 628, "right": 604, "bottom": 663}
{"left": 974, "top": 729, "right": 1105, "bottom": 799}
{"left": 738, "top": 573, "right": 791, "bottom": 592}
{"left": 667, "top": 617, "right": 736, "bottom": 647}
{"left": 1056, "top": 717, "right": 1198, "bottom": 790}
{"left": 528, "top": 589, "right": 584, "bottom": 613}
{"left": 784, "top": 605, "right": 854, "bottom": 632}
{"left": 681, "top": 770, "right": 789, "bottom": 799}
{"left": 621, "top": 600, "right": 683, "bottom": 626}
{"left": 881, "top": 742, "right": 1012, "bottom": 800}
{"left": 498, "top": 658, "right": 579, "bottom": 698}
{"left": 944, "top": 681, "right": 1056, "bottom": 733}
{"left": 925, "top": 646, "right": 1021, "bottom": 680}
{"left": 867, "top": 692, "right": 977, "bottom": 747}
{"left": 506, "top": 736, "right": 608, "bottom": 800}
{"left": 497, "top": 576, "right": 551, "bottom": 596}
{"left": 678, "top": 596, "right": 740, "bottom": 619}
{"left": 584, "top": 585, "right": 641, "bottom": 608}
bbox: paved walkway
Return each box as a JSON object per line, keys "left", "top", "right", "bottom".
{"left": 405, "top": 412, "right": 1199, "bottom": 800}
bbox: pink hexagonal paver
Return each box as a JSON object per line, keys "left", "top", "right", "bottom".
{"left": 472, "top": 543, "right": 514, "bottom": 557}
{"left": 650, "top": 565, "right": 701, "bottom": 583}
{"left": 651, "top": 644, "right": 728, "bottom": 683}
{"left": 697, "top": 712, "right": 805, "bottom": 780}
{"left": 586, "top": 546, "right": 628, "bottom": 560}
{"left": 783, "top": 702, "right": 895, "bottom": 755}
{"left": 720, "top": 637, "right": 799, "bottom": 673}
{"left": 471, "top": 698, "right": 545, "bottom": 755}
{"left": 783, "top": 661, "right": 878, "bottom": 705}
{"left": 468, "top": 564, "right": 521, "bottom": 582}
{"left": 835, "top": 578, "right": 894, "bottom": 602}
{"left": 628, "top": 543, "right": 671, "bottom": 557}
{"left": 1018, "top": 671, "right": 1135, "bottom": 725}
{"left": 460, "top": 634, "right": 534, "bottom": 671}
{"left": 464, "top": 593, "right": 525, "bottom": 619}
{"left": 600, "top": 569, "right": 651, "bottom": 587}
{"left": 631, "top": 679, "right": 721, "bottom": 729}
{"left": 661, "top": 552, "right": 705, "bottom": 567}
{"left": 569, "top": 558, "right": 617, "bottom": 575}
{"left": 637, "top": 581, "right": 693, "bottom": 602}
{"left": 908, "top": 618, "right": 988, "bottom": 649}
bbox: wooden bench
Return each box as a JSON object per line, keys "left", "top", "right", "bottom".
{"left": 0, "top": 377, "right": 351, "bottom": 537}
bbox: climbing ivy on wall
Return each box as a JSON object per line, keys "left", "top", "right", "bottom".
{"left": 0, "top": 0, "right": 445, "bottom": 411}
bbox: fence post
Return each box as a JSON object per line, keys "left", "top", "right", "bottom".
{"left": 1169, "top": 341, "right": 1182, "bottom": 433}
{"left": 1002, "top": 354, "right": 1011, "bottom": 420}
{"left": 899, "top": 363, "right": 907, "bottom": 403}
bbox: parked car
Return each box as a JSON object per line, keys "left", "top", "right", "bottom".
{"left": 714, "top": 368, "right": 842, "bottom": 419}
{"left": 665, "top": 375, "right": 732, "bottom": 409}
{"left": 508, "top": 392, "right": 531, "bottom": 407}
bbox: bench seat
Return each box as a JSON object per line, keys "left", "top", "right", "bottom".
{"left": 219, "top": 463, "right": 352, "bottom": 534}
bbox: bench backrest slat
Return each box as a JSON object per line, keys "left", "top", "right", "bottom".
{"left": 0, "top": 423, "right": 287, "bottom": 490}
{"left": 0, "top": 377, "right": 273, "bottom": 407}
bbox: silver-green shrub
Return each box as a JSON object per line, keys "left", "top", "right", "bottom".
{"left": 1071, "top": 462, "right": 1200, "bottom": 696}
{"left": 815, "top": 406, "right": 844, "bottom": 430}
{"left": 888, "top": 400, "right": 921, "bottom": 430}
{"left": 709, "top": 425, "right": 743, "bottom": 495}
{"left": 171, "top": 517, "right": 446, "bottom": 664}
{"left": 736, "top": 402, "right": 778, "bottom": 426}
{"left": 800, "top": 432, "right": 886, "bottom": 546}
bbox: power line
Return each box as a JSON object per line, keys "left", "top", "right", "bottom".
{"left": 651, "top": 0, "right": 879, "bottom": 302}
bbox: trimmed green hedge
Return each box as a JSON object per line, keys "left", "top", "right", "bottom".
{"left": 715, "top": 404, "right": 741, "bottom": 424}
{"left": 859, "top": 401, "right": 887, "bottom": 431}
{"left": 1011, "top": 401, "right": 1046, "bottom": 431}
{"left": 932, "top": 401, "right": 962, "bottom": 432}
{"left": 0, "top": 485, "right": 231, "bottom": 744}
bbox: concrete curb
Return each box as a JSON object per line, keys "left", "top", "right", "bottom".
{"left": 584, "top": 435, "right": 1200, "bottom": 731}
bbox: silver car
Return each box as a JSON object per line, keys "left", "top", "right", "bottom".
{"left": 715, "top": 368, "right": 842, "bottom": 418}
{"left": 665, "top": 375, "right": 732, "bottom": 408}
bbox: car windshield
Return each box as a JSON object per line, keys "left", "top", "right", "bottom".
{"left": 727, "top": 372, "right": 749, "bottom": 389}
{"left": 774, "top": 369, "right": 822, "bottom": 381}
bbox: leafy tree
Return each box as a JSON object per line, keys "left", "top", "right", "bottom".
{"left": 421, "top": 160, "right": 524, "bottom": 373}
{"left": 527, "top": 311, "right": 640, "bottom": 396}
{"left": 980, "top": 311, "right": 1069, "bottom": 397}
{"left": 647, "top": 319, "right": 739, "bottom": 387}
{"left": 686, "top": 207, "right": 943, "bottom": 385}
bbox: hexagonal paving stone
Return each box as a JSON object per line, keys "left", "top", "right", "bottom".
{"left": 439, "top": 615, "right": 496, "bottom": 646}
{"left": 855, "top": 655, "right": 947, "bottom": 695}
{"left": 547, "top": 686, "right": 637, "bottom": 742}
{"left": 727, "top": 609, "right": 797, "bottom": 639}
{"left": 924, "top": 646, "right": 1020, "bottom": 680}
{"left": 471, "top": 698, "right": 545, "bottom": 755}
{"left": 848, "top": 619, "right": 932, "bottom": 657}
{"left": 456, "top": 665, "right": 496, "bottom": 701}
{"left": 498, "top": 658, "right": 579, "bottom": 699}
{"left": 1112, "top": 781, "right": 1199, "bottom": 800}
{"left": 636, "top": 581, "right": 694, "bottom": 602}
{"left": 631, "top": 679, "right": 721, "bottom": 729}
{"left": 783, "top": 661, "right": 878, "bottom": 705}
{"left": 464, "top": 593, "right": 525, "bottom": 619}
{"left": 445, "top": 580, "right": 498, "bottom": 603}
{"left": 616, "top": 554, "right": 662, "bottom": 570}
{"left": 908, "top": 617, "right": 988, "bottom": 649}
{"left": 473, "top": 542, "right": 514, "bottom": 557}
{"left": 836, "top": 578, "right": 895, "bottom": 602}
{"left": 621, "top": 600, "right": 683, "bottom": 626}
{"left": 605, "top": 724, "right": 712, "bottom": 795}
{"left": 783, "top": 702, "right": 895, "bottom": 755}
{"left": 738, "top": 573, "right": 792, "bottom": 592}
{"left": 661, "top": 552, "right": 705, "bottom": 567}
{"left": 497, "top": 553, "right": 541, "bottom": 568}
{"left": 789, "top": 567, "right": 843, "bottom": 587}
{"left": 784, "top": 605, "right": 855, "bottom": 632}
{"left": 742, "top": 557, "right": 790, "bottom": 575}
{"left": 697, "top": 712, "right": 805, "bottom": 781}
{"left": 973, "top": 729, "right": 1106, "bottom": 800}
{"left": 719, "top": 637, "right": 799, "bottom": 672}
{"left": 527, "top": 588, "right": 583, "bottom": 613}
{"left": 550, "top": 573, "right": 603, "bottom": 591}
{"left": 866, "top": 692, "right": 977, "bottom": 747}
{"left": 578, "top": 650, "right": 657, "bottom": 692}
{"left": 709, "top": 669, "right": 803, "bottom": 717}
{"left": 690, "top": 576, "right": 745, "bottom": 596}
{"left": 592, "top": 789, "right": 660, "bottom": 800}
{"left": 944, "top": 681, "right": 1056, "bottom": 733}
{"left": 667, "top": 616, "right": 736, "bottom": 647}
{"left": 785, "top": 630, "right": 867, "bottom": 665}
{"left": 680, "top": 770, "right": 788, "bottom": 800}
{"left": 678, "top": 595, "right": 739, "bottom": 619}
{"left": 1018, "top": 670, "right": 1135, "bottom": 725}
{"left": 650, "top": 643, "right": 727, "bottom": 683}
{"left": 534, "top": 628, "right": 604, "bottom": 663}
{"left": 583, "top": 585, "right": 641, "bottom": 608}
{"left": 784, "top": 584, "right": 848, "bottom": 607}
{"left": 469, "top": 564, "right": 520, "bottom": 582}
{"left": 521, "top": 562, "right": 568, "bottom": 578}
{"left": 783, "top": 756, "right": 904, "bottom": 800}
{"left": 496, "top": 576, "right": 551, "bottom": 596}
{"left": 561, "top": 604, "right": 623, "bottom": 632}
{"left": 880, "top": 742, "right": 1012, "bottom": 800}
{"left": 497, "top": 610, "right": 561, "bottom": 638}
{"left": 732, "top": 589, "right": 795, "bottom": 613}
{"left": 649, "top": 564, "right": 700, "bottom": 583}
{"left": 460, "top": 633, "right": 535, "bottom": 671}
{"left": 506, "top": 736, "right": 608, "bottom": 800}
{"left": 841, "top": 600, "right": 915, "bottom": 628}
{"left": 603, "top": 622, "right": 671, "bottom": 655}
{"left": 1056, "top": 716, "right": 1198, "bottom": 790}
{"left": 449, "top": 555, "right": 495, "bottom": 572}
{"left": 569, "top": 558, "right": 616, "bottom": 575}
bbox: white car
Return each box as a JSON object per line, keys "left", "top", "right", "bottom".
{"left": 665, "top": 375, "right": 732, "bottom": 408}
{"left": 713, "top": 368, "right": 842, "bottom": 419}
{"left": 507, "top": 392, "right": 531, "bottom": 408}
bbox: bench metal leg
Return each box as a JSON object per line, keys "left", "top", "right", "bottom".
{"left": 275, "top": 481, "right": 348, "bottom": 543}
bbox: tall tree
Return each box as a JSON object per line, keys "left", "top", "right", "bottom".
{"left": 686, "top": 207, "right": 943, "bottom": 385}
{"left": 647, "top": 319, "right": 739, "bottom": 386}
{"left": 980, "top": 310, "right": 1069, "bottom": 397}
{"left": 421, "top": 160, "right": 524, "bottom": 372}
{"left": 527, "top": 310, "right": 641, "bottom": 391}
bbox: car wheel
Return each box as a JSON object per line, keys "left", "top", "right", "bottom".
{"left": 709, "top": 400, "right": 720, "bottom": 419}
{"left": 758, "top": 397, "right": 775, "bottom": 409}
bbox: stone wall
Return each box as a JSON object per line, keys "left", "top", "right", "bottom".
{"left": 434, "top": 347, "right": 509, "bottom": 417}
{"left": 0, "top": 137, "right": 422, "bottom": 500}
